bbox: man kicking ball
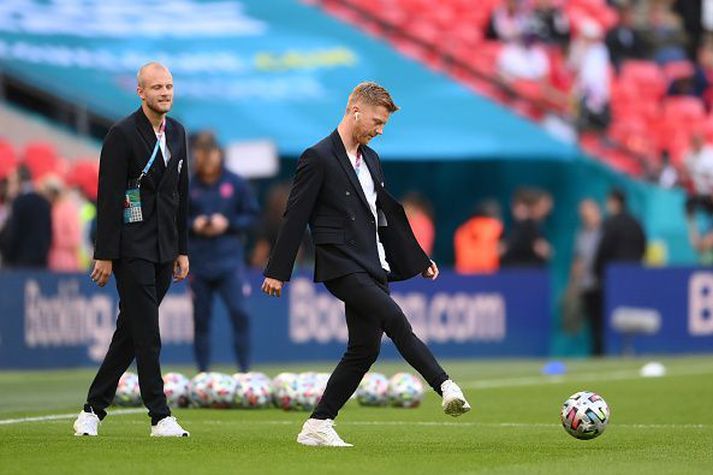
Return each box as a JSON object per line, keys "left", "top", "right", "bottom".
{"left": 261, "top": 82, "right": 471, "bottom": 447}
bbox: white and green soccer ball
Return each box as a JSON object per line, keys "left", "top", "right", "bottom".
{"left": 560, "top": 391, "right": 610, "bottom": 440}
{"left": 114, "top": 371, "right": 141, "bottom": 406}
{"left": 388, "top": 372, "right": 424, "bottom": 408}
{"left": 272, "top": 372, "right": 301, "bottom": 410}
{"left": 356, "top": 372, "right": 389, "bottom": 406}
{"left": 162, "top": 372, "right": 190, "bottom": 408}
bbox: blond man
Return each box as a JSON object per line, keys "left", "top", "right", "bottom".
{"left": 262, "top": 82, "right": 470, "bottom": 447}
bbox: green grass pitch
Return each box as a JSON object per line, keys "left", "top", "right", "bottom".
{"left": 1, "top": 356, "right": 712, "bottom": 474}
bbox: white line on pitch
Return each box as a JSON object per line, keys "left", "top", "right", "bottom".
{"left": 0, "top": 408, "right": 144, "bottom": 426}
{"left": 460, "top": 365, "right": 713, "bottom": 389}
{"left": 199, "top": 420, "right": 709, "bottom": 429}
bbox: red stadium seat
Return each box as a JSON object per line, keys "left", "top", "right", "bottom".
{"left": 66, "top": 159, "right": 99, "bottom": 201}
{"left": 619, "top": 61, "right": 667, "bottom": 100}
{"left": 663, "top": 96, "right": 706, "bottom": 122}
{"left": 23, "top": 141, "right": 60, "bottom": 182}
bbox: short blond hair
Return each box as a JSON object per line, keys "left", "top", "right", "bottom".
{"left": 347, "top": 82, "right": 399, "bottom": 113}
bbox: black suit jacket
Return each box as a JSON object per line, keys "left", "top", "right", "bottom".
{"left": 2, "top": 190, "right": 52, "bottom": 267}
{"left": 264, "top": 129, "right": 430, "bottom": 283}
{"left": 94, "top": 108, "right": 189, "bottom": 263}
{"left": 594, "top": 211, "right": 646, "bottom": 281}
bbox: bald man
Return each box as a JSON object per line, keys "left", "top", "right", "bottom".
{"left": 73, "top": 62, "right": 190, "bottom": 437}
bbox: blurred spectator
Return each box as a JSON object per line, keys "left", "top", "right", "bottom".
{"left": 454, "top": 199, "right": 503, "bottom": 274}
{"left": 657, "top": 150, "right": 680, "bottom": 188}
{"left": 44, "top": 176, "right": 82, "bottom": 272}
{"left": 501, "top": 188, "right": 551, "bottom": 267}
{"left": 683, "top": 132, "right": 713, "bottom": 215}
{"left": 527, "top": 0, "right": 570, "bottom": 47}
{"left": 594, "top": 188, "right": 647, "bottom": 281}
{"left": 0, "top": 165, "right": 52, "bottom": 268}
{"left": 592, "top": 189, "right": 646, "bottom": 355}
{"left": 673, "top": 0, "right": 704, "bottom": 59}
{"left": 486, "top": 0, "right": 528, "bottom": 42}
{"left": 665, "top": 61, "right": 700, "bottom": 97}
{"left": 569, "top": 20, "right": 612, "bottom": 131}
{"left": 0, "top": 172, "right": 19, "bottom": 266}
{"left": 692, "top": 39, "right": 713, "bottom": 106}
{"left": 642, "top": 2, "right": 688, "bottom": 64}
{"left": 402, "top": 192, "right": 435, "bottom": 256}
{"left": 686, "top": 198, "right": 713, "bottom": 264}
{"left": 567, "top": 199, "right": 603, "bottom": 346}
{"left": 497, "top": 33, "right": 551, "bottom": 82}
{"left": 605, "top": 2, "right": 648, "bottom": 70}
{"left": 250, "top": 182, "right": 313, "bottom": 269}
{"left": 3, "top": 165, "right": 52, "bottom": 268}
{"left": 188, "top": 141, "right": 259, "bottom": 372}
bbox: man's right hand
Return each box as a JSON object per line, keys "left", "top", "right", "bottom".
{"left": 193, "top": 215, "right": 209, "bottom": 234}
{"left": 91, "top": 260, "right": 113, "bottom": 287}
{"left": 261, "top": 277, "right": 284, "bottom": 297}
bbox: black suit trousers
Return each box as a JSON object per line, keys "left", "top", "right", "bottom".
{"left": 311, "top": 272, "right": 449, "bottom": 420}
{"left": 85, "top": 258, "right": 172, "bottom": 424}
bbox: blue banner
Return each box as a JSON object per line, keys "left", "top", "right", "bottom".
{"left": 0, "top": 269, "right": 550, "bottom": 369}
{"left": 605, "top": 265, "right": 713, "bottom": 354}
{"left": 0, "top": 0, "right": 577, "bottom": 160}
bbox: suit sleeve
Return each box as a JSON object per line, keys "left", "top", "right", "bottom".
{"left": 93, "top": 127, "right": 129, "bottom": 260}
{"left": 263, "top": 149, "right": 324, "bottom": 281}
{"left": 177, "top": 129, "right": 190, "bottom": 255}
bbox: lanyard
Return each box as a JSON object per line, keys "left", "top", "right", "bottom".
{"left": 137, "top": 121, "right": 165, "bottom": 188}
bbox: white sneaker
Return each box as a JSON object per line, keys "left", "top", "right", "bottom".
{"left": 150, "top": 416, "right": 190, "bottom": 437}
{"left": 73, "top": 410, "right": 100, "bottom": 436}
{"left": 441, "top": 380, "right": 471, "bottom": 417}
{"left": 296, "top": 418, "right": 353, "bottom": 447}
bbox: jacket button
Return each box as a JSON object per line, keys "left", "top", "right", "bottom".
{"left": 350, "top": 216, "right": 356, "bottom": 221}
{"left": 370, "top": 219, "right": 375, "bottom": 224}
{"left": 345, "top": 191, "right": 350, "bottom": 196}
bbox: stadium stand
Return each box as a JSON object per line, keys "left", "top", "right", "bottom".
{"left": 314, "top": 0, "right": 713, "bottom": 181}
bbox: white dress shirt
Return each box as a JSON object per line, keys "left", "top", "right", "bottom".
{"left": 347, "top": 150, "right": 390, "bottom": 272}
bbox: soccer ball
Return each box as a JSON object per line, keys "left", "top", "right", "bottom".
{"left": 388, "top": 372, "right": 424, "bottom": 408}
{"left": 208, "top": 372, "right": 237, "bottom": 408}
{"left": 163, "top": 372, "right": 190, "bottom": 408}
{"left": 560, "top": 391, "right": 610, "bottom": 440}
{"left": 233, "top": 373, "right": 273, "bottom": 409}
{"left": 114, "top": 371, "right": 141, "bottom": 406}
{"left": 296, "top": 372, "right": 327, "bottom": 411}
{"left": 272, "top": 372, "right": 301, "bottom": 410}
{"left": 356, "top": 372, "right": 389, "bottom": 406}
{"left": 188, "top": 372, "right": 213, "bottom": 408}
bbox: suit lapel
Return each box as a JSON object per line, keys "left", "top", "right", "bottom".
{"left": 330, "top": 130, "right": 371, "bottom": 213}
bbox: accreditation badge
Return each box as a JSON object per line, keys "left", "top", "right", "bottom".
{"left": 123, "top": 179, "right": 143, "bottom": 223}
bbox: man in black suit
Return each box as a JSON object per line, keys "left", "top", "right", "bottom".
{"left": 1, "top": 165, "right": 52, "bottom": 268}
{"left": 73, "top": 62, "right": 189, "bottom": 437}
{"left": 591, "top": 188, "right": 646, "bottom": 356}
{"left": 262, "top": 82, "right": 471, "bottom": 447}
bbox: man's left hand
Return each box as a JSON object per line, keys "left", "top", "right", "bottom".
{"left": 421, "top": 260, "right": 439, "bottom": 280}
{"left": 208, "top": 213, "right": 229, "bottom": 235}
{"left": 173, "top": 255, "right": 189, "bottom": 282}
